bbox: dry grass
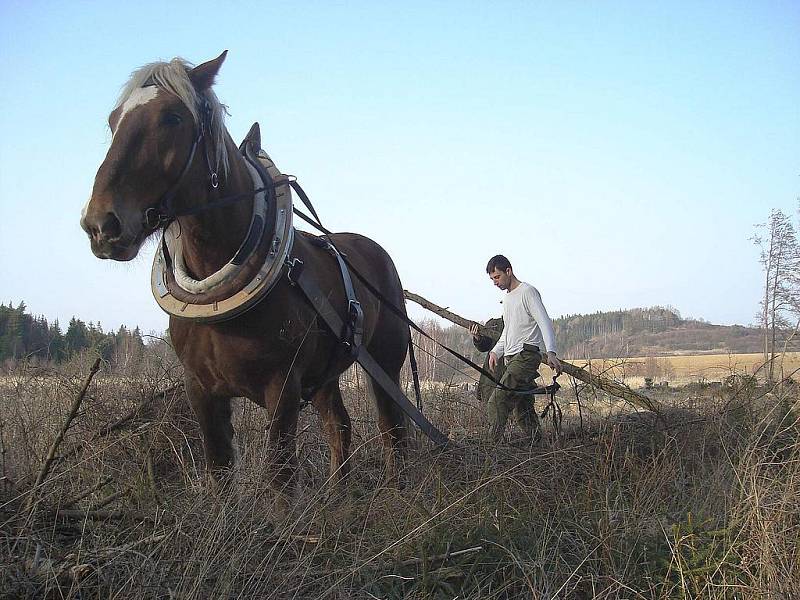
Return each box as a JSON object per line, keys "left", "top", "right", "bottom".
{"left": 1, "top": 356, "right": 798, "bottom": 599}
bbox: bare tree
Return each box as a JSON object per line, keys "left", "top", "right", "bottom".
{"left": 753, "top": 207, "right": 800, "bottom": 382}
{"left": 791, "top": 200, "right": 800, "bottom": 321}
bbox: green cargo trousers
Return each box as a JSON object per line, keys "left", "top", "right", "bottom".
{"left": 487, "top": 346, "right": 542, "bottom": 441}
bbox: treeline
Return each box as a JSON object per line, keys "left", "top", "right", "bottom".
{"left": 0, "top": 302, "right": 145, "bottom": 368}
{"left": 553, "top": 306, "right": 684, "bottom": 356}
{"left": 401, "top": 307, "right": 689, "bottom": 381}
{"left": 401, "top": 306, "right": 731, "bottom": 382}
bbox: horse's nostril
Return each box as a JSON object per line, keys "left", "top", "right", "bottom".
{"left": 80, "top": 217, "right": 94, "bottom": 236}
{"left": 101, "top": 212, "right": 123, "bottom": 239}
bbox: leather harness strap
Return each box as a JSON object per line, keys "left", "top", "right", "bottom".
{"left": 294, "top": 236, "right": 365, "bottom": 403}
{"left": 317, "top": 237, "right": 364, "bottom": 359}
{"left": 287, "top": 258, "right": 451, "bottom": 448}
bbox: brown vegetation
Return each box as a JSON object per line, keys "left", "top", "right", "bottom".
{"left": 1, "top": 353, "right": 798, "bottom": 599}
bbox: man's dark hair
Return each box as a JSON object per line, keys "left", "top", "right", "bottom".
{"left": 486, "top": 255, "right": 512, "bottom": 274}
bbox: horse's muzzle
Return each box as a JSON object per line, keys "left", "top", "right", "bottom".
{"left": 81, "top": 210, "right": 138, "bottom": 261}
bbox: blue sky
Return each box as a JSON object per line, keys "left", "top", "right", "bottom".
{"left": 0, "top": 1, "right": 798, "bottom": 335}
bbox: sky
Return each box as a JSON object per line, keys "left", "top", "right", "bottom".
{"left": 0, "top": 1, "right": 798, "bottom": 336}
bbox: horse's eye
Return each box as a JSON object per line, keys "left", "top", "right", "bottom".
{"left": 163, "top": 112, "right": 183, "bottom": 126}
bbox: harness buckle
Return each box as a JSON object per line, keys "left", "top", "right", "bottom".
{"left": 144, "top": 207, "right": 167, "bottom": 230}
{"left": 349, "top": 300, "right": 364, "bottom": 335}
{"left": 285, "top": 257, "right": 304, "bottom": 285}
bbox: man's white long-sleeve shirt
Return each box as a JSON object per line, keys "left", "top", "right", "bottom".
{"left": 491, "top": 282, "right": 557, "bottom": 359}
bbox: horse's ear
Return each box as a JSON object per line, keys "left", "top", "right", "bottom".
{"left": 189, "top": 50, "right": 228, "bottom": 91}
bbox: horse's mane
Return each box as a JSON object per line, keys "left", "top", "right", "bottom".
{"left": 115, "top": 58, "right": 230, "bottom": 176}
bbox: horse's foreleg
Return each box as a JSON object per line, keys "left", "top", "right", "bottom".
{"left": 263, "top": 373, "right": 301, "bottom": 490}
{"left": 185, "top": 374, "right": 235, "bottom": 478}
{"left": 312, "top": 380, "right": 352, "bottom": 483}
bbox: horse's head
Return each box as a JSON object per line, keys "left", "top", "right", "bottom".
{"left": 81, "top": 52, "right": 229, "bottom": 261}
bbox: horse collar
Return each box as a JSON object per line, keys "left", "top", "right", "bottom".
{"left": 150, "top": 131, "right": 295, "bottom": 322}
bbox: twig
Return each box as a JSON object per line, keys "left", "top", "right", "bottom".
{"left": 62, "top": 476, "right": 113, "bottom": 508}
{"left": 399, "top": 545, "right": 484, "bottom": 567}
{"left": 89, "top": 488, "right": 130, "bottom": 510}
{"left": 145, "top": 449, "right": 159, "bottom": 503}
{"left": 57, "top": 532, "right": 170, "bottom": 578}
{"left": 0, "top": 420, "right": 8, "bottom": 490}
{"left": 54, "top": 508, "right": 149, "bottom": 522}
{"left": 572, "top": 376, "right": 584, "bottom": 438}
{"left": 24, "top": 358, "right": 101, "bottom": 515}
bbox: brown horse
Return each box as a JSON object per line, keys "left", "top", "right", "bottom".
{"left": 80, "top": 52, "right": 409, "bottom": 486}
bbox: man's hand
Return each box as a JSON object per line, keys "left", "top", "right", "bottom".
{"left": 469, "top": 323, "right": 480, "bottom": 340}
{"left": 488, "top": 351, "right": 499, "bottom": 373}
{"left": 547, "top": 351, "right": 562, "bottom": 376}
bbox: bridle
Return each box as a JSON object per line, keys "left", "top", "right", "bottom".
{"left": 142, "top": 94, "right": 267, "bottom": 230}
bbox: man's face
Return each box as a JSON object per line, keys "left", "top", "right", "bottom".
{"left": 489, "top": 268, "right": 512, "bottom": 290}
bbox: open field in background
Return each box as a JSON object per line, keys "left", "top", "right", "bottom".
{"left": 1, "top": 357, "right": 798, "bottom": 599}
{"left": 533, "top": 352, "right": 800, "bottom": 389}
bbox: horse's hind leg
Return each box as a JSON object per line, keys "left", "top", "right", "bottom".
{"left": 185, "top": 374, "right": 235, "bottom": 479}
{"left": 262, "top": 374, "right": 302, "bottom": 491}
{"left": 367, "top": 376, "right": 408, "bottom": 478}
{"left": 311, "top": 380, "right": 352, "bottom": 482}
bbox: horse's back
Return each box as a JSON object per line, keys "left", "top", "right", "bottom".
{"left": 329, "top": 232, "right": 403, "bottom": 293}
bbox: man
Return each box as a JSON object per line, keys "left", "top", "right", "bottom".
{"left": 484, "top": 255, "right": 562, "bottom": 441}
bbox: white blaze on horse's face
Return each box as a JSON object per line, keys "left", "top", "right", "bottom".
{"left": 81, "top": 84, "right": 181, "bottom": 261}
{"left": 111, "top": 85, "right": 160, "bottom": 137}
{"left": 81, "top": 85, "right": 161, "bottom": 250}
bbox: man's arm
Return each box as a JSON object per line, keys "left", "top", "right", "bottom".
{"left": 490, "top": 329, "right": 506, "bottom": 359}
{"left": 487, "top": 324, "right": 507, "bottom": 373}
{"left": 525, "top": 286, "right": 562, "bottom": 375}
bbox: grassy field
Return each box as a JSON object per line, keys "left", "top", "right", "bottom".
{"left": 1, "top": 357, "right": 798, "bottom": 599}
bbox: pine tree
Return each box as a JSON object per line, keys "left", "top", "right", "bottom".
{"left": 64, "top": 317, "right": 91, "bottom": 358}
{"left": 49, "top": 319, "right": 66, "bottom": 362}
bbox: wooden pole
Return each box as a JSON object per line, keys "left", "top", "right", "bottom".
{"left": 403, "top": 290, "right": 661, "bottom": 414}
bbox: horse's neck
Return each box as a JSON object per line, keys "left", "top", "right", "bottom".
{"left": 176, "top": 134, "right": 254, "bottom": 279}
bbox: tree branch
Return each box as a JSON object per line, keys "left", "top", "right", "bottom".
{"left": 25, "top": 358, "right": 101, "bottom": 515}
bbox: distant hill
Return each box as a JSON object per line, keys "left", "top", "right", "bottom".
{"left": 553, "top": 306, "right": 786, "bottom": 358}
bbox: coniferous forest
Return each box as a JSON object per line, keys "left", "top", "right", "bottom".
{"left": 0, "top": 301, "right": 146, "bottom": 367}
